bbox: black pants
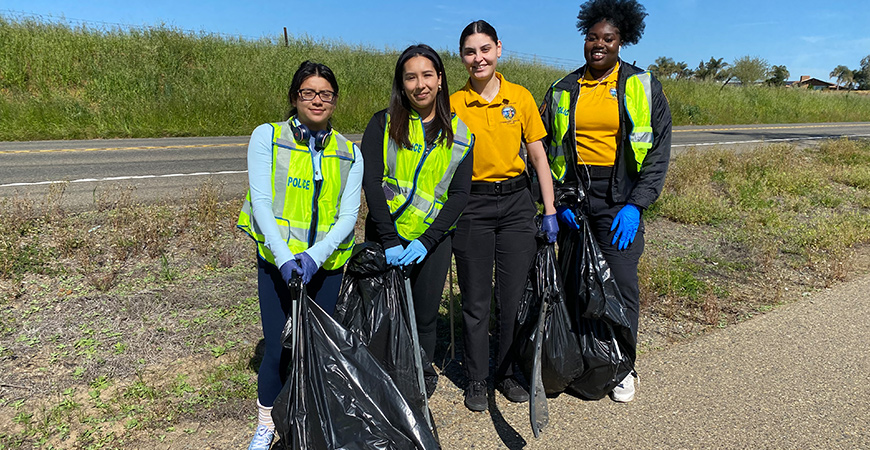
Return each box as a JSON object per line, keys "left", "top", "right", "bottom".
{"left": 454, "top": 189, "right": 537, "bottom": 382}
{"left": 366, "top": 224, "right": 452, "bottom": 378}
{"left": 256, "top": 257, "right": 343, "bottom": 407}
{"left": 581, "top": 166, "right": 643, "bottom": 343}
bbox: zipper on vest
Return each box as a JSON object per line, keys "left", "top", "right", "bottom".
{"left": 392, "top": 115, "right": 433, "bottom": 221}
{"left": 308, "top": 149, "right": 322, "bottom": 248}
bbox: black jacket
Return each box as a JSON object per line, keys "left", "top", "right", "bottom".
{"left": 540, "top": 60, "right": 671, "bottom": 209}
{"left": 360, "top": 109, "right": 473, "bottom": 251}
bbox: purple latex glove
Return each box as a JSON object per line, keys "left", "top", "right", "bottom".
{"left": 556, "top": 205, "right": 580, "bottom": 230}
{"left": 611, "top": 204, "right": 640, "bottom": 250}
{"left": 541, "top": 214, "right": 559, "bottom": 243}
{"left": 397, "top": 239, "right": 427, "bottom": 266}
{"left": 279, "top": 259, "right": 301, "bottom": 286}
{"left": 385, "top": 245, "right": 404, "bottom": 266}
{"left": 295, "top": 252, "right": 318, "bottom": 284}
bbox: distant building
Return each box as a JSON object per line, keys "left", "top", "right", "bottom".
{"left": 786, "top": 76, "right": 836, "bottom": 90}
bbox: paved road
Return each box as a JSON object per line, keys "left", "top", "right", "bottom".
{"left": 428, "top": 273, "right": 870, "bottom": 449}
{"left": 669, "top": 122, "right": 870, "bottom": 151}
{"left": 0, "top": 136, "right": 251, "bottom": 209}
{"left": 2, "top": 123, "right": 869, "bottom": 209}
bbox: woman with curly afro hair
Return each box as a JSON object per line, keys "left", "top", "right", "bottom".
{"left": 540, "top": 0, "right": 672, "bottom": 403}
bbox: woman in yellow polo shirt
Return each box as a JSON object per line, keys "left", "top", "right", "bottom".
{"left": 450, "top": 19, "right": 558, "bottom": 412}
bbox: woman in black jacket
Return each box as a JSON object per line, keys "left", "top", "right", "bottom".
{"left": 539, "top": 0, "right": 672, "bottom": 403}
{"left": 360, "top": 44, "right": 473, "bottom": 399}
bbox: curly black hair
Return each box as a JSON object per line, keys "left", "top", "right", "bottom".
{"left": 576, "top": 0, "right": 647, "bottom": 46}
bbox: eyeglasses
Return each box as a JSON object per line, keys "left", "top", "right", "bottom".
{"left": 297, "top": 88, "right": 336, "bottom": 103}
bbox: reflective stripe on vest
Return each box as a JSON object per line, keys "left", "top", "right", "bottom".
{"left": 624, "top": 72, "right": 653, "bottom": 172}
{"left": 383, "top": 112, "right": 472, "bottom": 241}
{"left": 547, "top": 83, "right": 572, "bottom": 183}
{"left": 237, "top": 119, "right": 356, "bottom": 270}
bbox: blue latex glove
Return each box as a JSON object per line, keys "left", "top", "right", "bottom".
{"left": 541, "top": 214, "right": 559, "bottom": 243}
{"left": 556, "top": 205, "right": 580, "bottom": 230}
{"left": 295, "top": 252, "right": 318, "bottom": 284}
{"left": 611, "top": 204, "right": 641, "bottom": 250}
{"left": 385, "top": 245, "right": 404, "bottom": 266}
{"left": 397, "top": 239, "right": 427, "bottom": 266}
{"left": 278, "top": 259, "right": 301, "bottom": 286}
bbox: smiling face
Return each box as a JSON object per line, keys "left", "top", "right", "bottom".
{"left": 402, "top": 55, "right": 442, "bottom": 120}
{"left": 461, "top": 32, "right": 502, "bottom": 82}
{"left": 291, "top": 75, "right": 336, "bottom": 131}
{"left": 584, "top": 19, "right": 622, "bottom": 78}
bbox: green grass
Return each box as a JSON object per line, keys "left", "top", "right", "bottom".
{"left": 3, "top": 16, "right": 870, "bottom": 141}
{"left": 640, "top": 138, "right": 870, "bottom": 330}
{"left": 0, "top": 16, "right": 562, "bottom": 141}
{"left": 663, "top": 79, "right": 870, "bottom": 125}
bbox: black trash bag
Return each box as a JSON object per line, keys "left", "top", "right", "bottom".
{"left": 567, "top": 316, "right": 633, "bottom": 400}
{"left": 334, "top": 242, "right": 426, "bottom": 418}
{"left": 515, "top": 233, "right": 585, "bottom": 396}
{"left": 557, "top": 200, "right": 636, "bottom": 400}
{"left": 271, "top": 284, "right": 438, "bottom": 450}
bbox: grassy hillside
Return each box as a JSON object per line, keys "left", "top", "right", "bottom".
{"left": 0, "top": 17, "right": 562, "bottom": 141}
{"left": 2, "top": 17, "right": 870, "bottom": 142}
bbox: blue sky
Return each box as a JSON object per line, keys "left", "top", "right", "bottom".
{"left": 2, "top": 1, "right": 868, "bottom": 81}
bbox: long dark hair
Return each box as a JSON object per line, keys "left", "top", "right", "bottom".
{"left": 287, "top": 60, "right": 339, "bottom": 119}
{"left": 459, "top": 19, "right": 499, "bottom": 51}
{"left": 388, "top": 44, "right": 453, "bottom": 150}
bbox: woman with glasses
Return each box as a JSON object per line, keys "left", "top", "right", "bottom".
{"left": 237, "top": 60, "right": 363, "bottom": 450}
{"left": 450, "top": 20, "right": 558, "bottom": 412}
{"left": 361, "top": 44, "right": 473, "bottom": 399}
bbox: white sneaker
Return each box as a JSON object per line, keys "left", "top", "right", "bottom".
{"left": 247, "top": 424, "right": 275, "bottom": 450}
{"left": 610, "top": 372, "right": 636, "bottom": 403}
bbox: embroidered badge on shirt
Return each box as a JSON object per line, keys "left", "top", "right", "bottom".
{"left": 610, "top": 88, "right": 618, "bottom": 98}
{"left": 501, "top": 105, "right": 516, "bottom": 121}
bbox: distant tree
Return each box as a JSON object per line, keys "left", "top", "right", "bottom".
{"left": 766, "top": 65, "right": 789, "bottom": 86}
{"left": 649, "top": 56, "right": 677, "bottom": 79}
{"left": 841, "top": 70, "right": 856, "bottom": 90}
{"left": 730, "top": 56, "right": 770, "bottom": 86}
{"left": 649, "top": 56, "right": 692, "bottom": 79}
{"left": 829, "top": 65, "right": 853, "bottom": 90}
{"left": 694, "top": 57, "right": 728, "bottom": 81}
{"left": 854, "top": 69, "right": 869, "bottom": 90}
{"left": 854, "top": 55, "right": 870, "bottom": 90}
{"left": 674, "top": 61, "right": 693, "bottom": 79}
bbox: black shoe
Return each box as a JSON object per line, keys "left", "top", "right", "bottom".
{"left": 425, "top": 374, "right": 438, "bottom": 399}
{"left": 464, "top": 380, "right": 487, "bottom": 412}
{"left": 497, "top": 377, "right": 529, "bottom": 403}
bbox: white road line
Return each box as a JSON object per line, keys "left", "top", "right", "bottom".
{"left": 673, "top": 134, "right": 870, "bottom": 148}
{"left": 0, "top": 170, "right": 248, "bottom": 188}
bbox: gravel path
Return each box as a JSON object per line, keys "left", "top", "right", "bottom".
{"left": 429, "top": 273, "right": 870, "bottom": 449}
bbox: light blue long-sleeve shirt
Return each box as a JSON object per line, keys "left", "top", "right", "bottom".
{"left": 246, "top": 123, "right": 363, "bottom": 269}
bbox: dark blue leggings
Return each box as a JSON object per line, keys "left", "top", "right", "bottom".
{"left": 256, "top": 257, "right": 343, "bottom": 407}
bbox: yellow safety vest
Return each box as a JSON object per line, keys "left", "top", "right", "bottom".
{"left": 237, "top": 118, "right": 356, "bottom": 270}
{"left": 548, "top": 71, "right": 654, "bottom": 182}
{"left": 382, "top": 112, "right": 473, "bottom": 241}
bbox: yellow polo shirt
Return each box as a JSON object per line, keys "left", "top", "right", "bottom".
{"left": 451, "top": 72, "right": 548, "bottom": 182}
{"left": 575, "top": 62, "right": 620, "bottom": 166}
